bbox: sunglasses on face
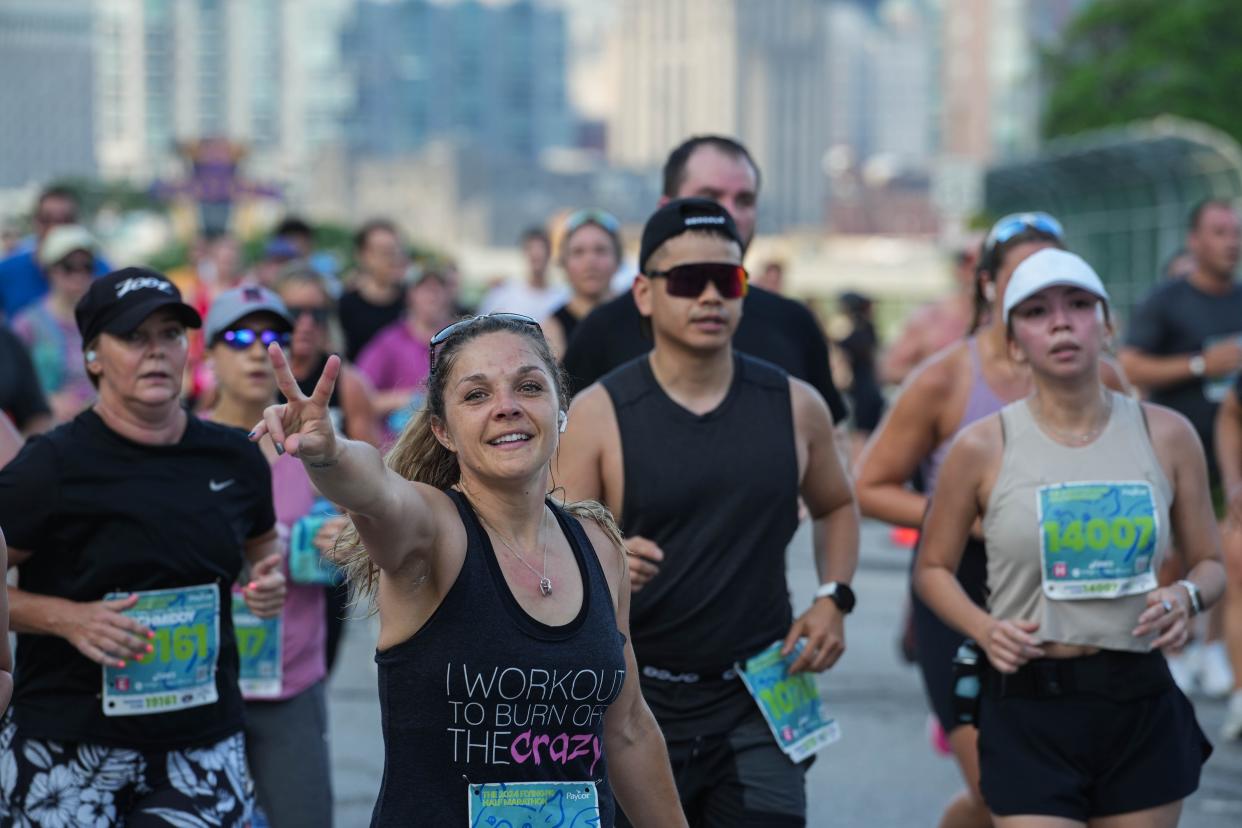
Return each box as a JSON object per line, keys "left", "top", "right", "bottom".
{"left": 217, "top": 328, "right": 291, "bottom": 350}
{"left": 428, "top": 313, "right": 542, "bottom": 375}
{"left": 645, "top": 262, "right": 749, "bottom": 299}
{"left": 984, "top": 212, "right": 1064, "bottom": 259}
{"left": 286, "top": 306, "right": 331, "bottom": 325}
{"left": 56, "top": 260, "right": 94, "bottom": 275}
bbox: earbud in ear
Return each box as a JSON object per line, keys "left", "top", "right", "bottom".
{"left": 558, "top": 410, "right": 568, "bottom": 434}
{"left": 85, "top": 350, "right": 97, "bottom": 363}
{"left": 982, "top": 281, "right": 997, "bottom": 303}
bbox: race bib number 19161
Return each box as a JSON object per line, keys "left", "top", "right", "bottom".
{"left": 1038, "top": 481, "right": 1159, "bottom": 600}
{"left": 102, "top": 584, "right": 220, "bottom": 716}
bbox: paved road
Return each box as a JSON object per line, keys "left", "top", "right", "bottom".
{"left": 327, "top": 520, "right": 1242, "bottom": 826}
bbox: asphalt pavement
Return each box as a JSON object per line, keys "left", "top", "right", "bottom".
{"left": 326, "top": 520, "right": 1242, "bottom": 826}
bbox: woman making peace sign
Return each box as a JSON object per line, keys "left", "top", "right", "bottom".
{"left": 251, "top": 313, "right": 686, "bottom": 826}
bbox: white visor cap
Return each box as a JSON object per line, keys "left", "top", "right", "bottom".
{"left": 1002, "top": 248, "right": 1110, "bottom": 324}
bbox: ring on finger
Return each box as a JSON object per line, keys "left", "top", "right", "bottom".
{"left": 1161, "top": 599, "right": 1174, "bottom": 614}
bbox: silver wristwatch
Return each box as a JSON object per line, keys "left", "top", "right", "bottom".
{"left": 1189, "top": 354, "right": 1206, "bottom": 377}
{"left": 1177, "top": 579, "right": 1203, "bottom": 616}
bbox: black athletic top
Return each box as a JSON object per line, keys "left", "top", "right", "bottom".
{"left": 0, "top": 409, "right": 274, "bottom": 749}
{"left": 552, "top": 303, "right": 580, "bottom": 345}
{"left": 370, "top": 491, "right": 627, "bottom": 827}
{"left": 563, "top": 286, "right": 849, "bottom": 424}
{"left": 602, "top": 353, "right": 800, "bottom": 739}
{"left": 339, "top": 288, "right": 404, "bottom": 361}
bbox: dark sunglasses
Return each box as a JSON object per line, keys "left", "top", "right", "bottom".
{"left": 56, "top": 260, "right": 94, "bottom": 275}
{"left": 983, "top": 212, "right": 1063, "bottom": 261}
{"left": 429, "top": 313, "right": 541, "bottom": 375}
{"left": 286, "top": 306, "right": 331, "bottom": 325}
{"left": 217, "top": 328, "right": 291, "bottom": 350}
{"left": 564, "top": 208, "right": 620, "bottom": 236}
{"left": 645, "top": 262, "right": 749, "bottom": 299}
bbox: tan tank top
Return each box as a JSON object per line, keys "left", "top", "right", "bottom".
{"left": 982, "top": 392, "right": 1172, "bottom": 652}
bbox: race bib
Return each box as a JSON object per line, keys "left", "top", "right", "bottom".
{"left": 102, "top": 584, "right": 220, "bottom": 717}
{"left": 736, "top": 640, "right": 841, "bottom": 763}
{"left": 467, "top": 780, "right": 598, "bottom": 826}
{"left": 1038, "top": 481, "right": 1160, "bottom": 600}
{"left": 232, "top": 590, "right": 282, "bottom": 699}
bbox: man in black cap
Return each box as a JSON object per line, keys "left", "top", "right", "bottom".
{"left": 558, "top": 199, "right": 859, "bottom": 826}
{"left": 562, "top": 135, "right": 847, "bottom": 426}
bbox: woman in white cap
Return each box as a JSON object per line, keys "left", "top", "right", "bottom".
{"left": 203, "top": 285, "right": 333, "bottom": 827}
{"left": 914, "top": 249, "right": 1225, "bottom": 827}
{"left": 0, "top": 267, "right": 286, "bottom": 826}
{"left": 11, "top": 223, "right": 101, "bottom": 423}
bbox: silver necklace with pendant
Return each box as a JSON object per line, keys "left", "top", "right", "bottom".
{"left": 478, "top": 507, "right": 553, "bottom": 596}
{"left": 1033, "top": 392, "right": 1113, "bottom": 446}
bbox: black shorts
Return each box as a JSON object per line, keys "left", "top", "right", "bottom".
{"left": 911, "top": 538, "right": 989, "bottom": 733}
{"left": 615, "top": 707, "right": 807, "bottom": 828}
{"left": 978, "top": 652, "right": 1212, "bottom": 820}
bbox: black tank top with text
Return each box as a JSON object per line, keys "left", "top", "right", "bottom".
{"left": 602, "top": 353, "right": 800, "bottom": 738}
{"left": 370, "top": 490, "right": 627, "bottom": 827}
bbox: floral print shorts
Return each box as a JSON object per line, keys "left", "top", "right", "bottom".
{"left": 0, "top": 715, "right": 254, "bottom": 827}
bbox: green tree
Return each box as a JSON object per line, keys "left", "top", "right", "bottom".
{"left": 1043, "top": 0, "right": 1242, "bottom": 142}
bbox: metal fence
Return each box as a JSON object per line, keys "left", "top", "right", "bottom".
{"left": 985, "top": 116, "right": 1242, "bottom": 323}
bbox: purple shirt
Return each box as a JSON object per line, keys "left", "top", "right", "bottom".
{"left": 356, "top": 318, "right": 431, "bottom": 393}
{"left": 201, "top": 412, "right": 327, "bottom": 701}
{"left": 266, "top": 453, "right": 328, "bottom": 701}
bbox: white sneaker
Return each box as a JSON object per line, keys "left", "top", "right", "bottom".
{"left": 1166, "top": 648, "right": 1198, "bottom": 694}
{"left": 1199, "top": 641, "right": 1235, "bottom": 698}
{"left": 1221, "top": 691, "right": 1242, "bottom": 741}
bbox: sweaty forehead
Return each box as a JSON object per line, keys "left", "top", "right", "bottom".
{"left": 450, "top": 332, "right": 550, "bottom": 383}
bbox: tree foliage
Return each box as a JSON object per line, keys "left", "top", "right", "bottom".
{"left": 1043, "top": 0, "right": 1242, "bottom": 142}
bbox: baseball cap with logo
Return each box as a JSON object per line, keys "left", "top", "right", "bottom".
{"left": 638, "top": 198, "right": 744, "bottom": 274}
{"left": 75, "top": 266, "right": 202, "bottom": 346}
{"left": 205, "top": 285, "right": 294, "bottom": 345}
{"left": 38, "top": 224, "right": 98, "bottom": 268}
{"left": 1002, "top": 248, "right": 1110, "bottom": 324}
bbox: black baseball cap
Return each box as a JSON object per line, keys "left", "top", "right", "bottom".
{"left": 76, "top": 266, "right": 202, "bottom": 346}
{"left": 638, "top": 198, "right": 743, "bottom": 274}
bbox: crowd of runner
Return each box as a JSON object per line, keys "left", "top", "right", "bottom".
{"left": 0, "top": 134, "right": 1238, "bottom": 827}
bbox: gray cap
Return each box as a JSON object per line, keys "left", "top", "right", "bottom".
{"left": 205, "top": 284, "right": 294, "bottom": 345}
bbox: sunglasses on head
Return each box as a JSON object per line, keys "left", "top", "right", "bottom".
{"left": 645, "top": 262, "right": 749, "bottom": 299}
{"left": 983, "top": 212, "right": 1064, "bottom": 260}
{"left": 217, "top": 328, "right": 291, "bottom": 350}
{"left": 286, "top": 306, "right": 331, "bottom": 325}
{"left": 428, "top": 313, "right": 542, "bottom": 375}
{"left": 564, "top": 208, "right": 620, "bottom": 236}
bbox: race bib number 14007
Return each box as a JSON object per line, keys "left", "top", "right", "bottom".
{"left": 1038, "top": 481, "right": 1160, "bottom": 600}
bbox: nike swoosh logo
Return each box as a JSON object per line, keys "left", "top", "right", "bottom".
{"left": 209, "top": 479, "right": 235, "bottom": 492}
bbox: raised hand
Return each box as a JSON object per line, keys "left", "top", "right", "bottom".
{"left": 250, "top": 343, "right": 342, "bottom": 464}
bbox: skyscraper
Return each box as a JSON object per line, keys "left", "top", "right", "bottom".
{"left": 609, "top": 0, "right": 835, "bottom": 231}
{"left": 342, "top": 0, "right": 572, "bottom": 161}
{"left": 0, "top": 0, "right": 97, "bottom": 187}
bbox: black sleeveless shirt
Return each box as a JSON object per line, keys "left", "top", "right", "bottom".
{"left": 370, "top": 491, "right": 627, "bottom": 827}
{"left": 602, "top": 353, "right": 800, "bottom": 739}
{"left": 553, "top": 304, "right": 581, "bottom": 343}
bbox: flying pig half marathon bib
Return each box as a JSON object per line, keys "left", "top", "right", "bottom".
{"left": 232, "top": 587, "right": 282, "bottom": 698}
{"left": 1038, "top": 481, "right": 1160, "bottom": 600}
{"left": 737, "top": 641, "right": 841, "bottom": 763}
{"left": 467, "top": 780, "right": 599, "bottom": 826}
{"left": 102, "top": 584, "right": 220, "bottom": 716}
